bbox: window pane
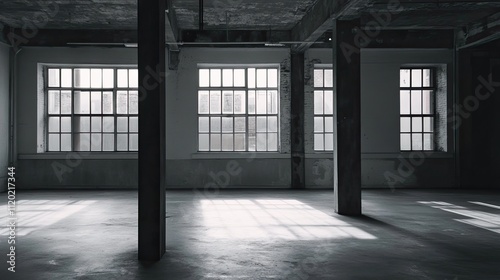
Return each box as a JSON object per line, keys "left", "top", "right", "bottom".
{"left": 314, "top": 69, "right": 323, "bottom": 88}
{"left": 324, "top": 91, "right": 333, "bottom": 115}
{"left": 103, "top": 91, "right": 114, "bottom": 114}
{"left": 268, "top": 133, "right": 278, "bottom": 151}
{"left": 61, "top": 69, "right": 72, "bottom": 87}
{"left": 129, "top": 134, "right": 138, "bottom": 151}
{"left": 412, "top": 133, "right": 423, "bottom": 150}
{"left": 48, "top": 117, "right": 60, "bottom": 133}
{"left": 48, "top": 134, "right": 60, "bottom": 151}
{"left": 234, "top": 69, "right": 245, "bottom": 87}
{"left": 91, "top": 133, "right": 102, "bottom": 151}
{"left": 314, "top": 117, "right": 323, "bottom": 133}
{"left": 129, "top": 91, "right": 139, "bottom": 114}
{"left": 423, "top": 117, "right": 433, "bottom": 132}
{"left": 199, "top": 134, "right": 209, "bottom": 151}
{"left": 401, "top": 117, "right": 411, "bottom": 132}
{"left": 75, "top": 117, "right": 90, "bottom": 133}
{"left": 103, "top": 134, "right": 114, "bottom": 151}
{"left": 61, "top": 117, "right": 71, "bottom": 132}
{"left": 91, "top": 91, "right": 102, "bottom": 114}
{"left": 268, "top": 69, "right": 278, "bottom": 88}
{"left": 48, "top": 69, "right": 60, "bottom": 87}
{"left": 103, "top": 117, "right": 114, "bottom": 132}
{"left": 48, "top": 90, "right": 60, "bottom": 114}
{"left": 400, "top": 90, "right": 410, "bottom": 114}
{"left": 411, "top": 69, "right": 422, "bottom": 87}
{"left": 235, "top": 117, "right": 246, "bottom": 132}
{"left": 91, "top": 117, "right": 102, "bottom": 132}
{"left": 74, "top": 91, "right": 90, "bottom": 114}
{"left": 211, "top": 117, "right": 221, "bottom": 132}
{"left": 234, "top": 134, "right": 245, "bottom": 151}
{"left": 411, "top": 90, "right": 422, "bottom": 114}
{"left": 117, "top": 69, "right": 128, "bottom": 88}
{"left": 61, "top": 134, "right": 71, "bottom": 151}
{"left": 422, "top": 90, "right": 433, "bottom": 114}
{"left": 325, "top": 117, "right": 334, "bottom": 133}
{"left": 268, "top": 116, "right": 278, "bottom": 133}
{"left": 256, "top": 90, "right": 267, "bottom": 114}
{"left": 210, "top": 69, "right": 221, "bottom": 87}
{"left": 412, "top": 117, "right": 422, "bottom": 132}
{"left": 256, "top": 133, "right": 266, "bottom": 151}
{"left": 61, "top": 90, "right": 72, "bottom": 114}
{"left": 222, "top": 134, "right": 233, "bottom": 151}
{"left": 234, "top": 91, "right": 246, "bottom": 114}
{"left": 199, "top": 69, "right": 210, "bottom": 87}
{"left": 423, "top": 69, "right": 431, "bottom": 87}
{"left": 256, "top": 69, "right": 267, "bottom": 88}
{"left": 222, "top": 69, "right": 233, "bottom": 87}
{"left": 400, "top": 69, "right": 410, "bottom": 87}
{"left": 222, "top": 117, "right": 233, "bottom": 133}
{"left": 75, "top": 133, "right": 91, "bottom": 151}
{"left": 424, "top": 133, "right": 433, "bottom": 151}
{"left": 129, "top": 69, "right": 138, "bottom": 88}
{"left": 117, "top": 117, "right": 128, "bottom": 132}
{"left": 199, "top": 117, "right": 209, "bottom": 133}
{"left": 257, "top": 116, "right": 267, "bottom": 132}
{"left": 248, "top": 91, "right": 256, "bottom": 114}
{"left": 314, "top": 134, "right": 324, "bottom": 151}
{"left": 198, "top": 91, "right": 210, "bottom": 114}
{"left": 268, "top": 90, "right": 278, "bottom": 114}
{"left": 117, "top": 134, "right": 128, "bottom": 151}
{"left": 314, "top": 91, "right": 324, "bottom": 115}
{"left": 324, "top": 69, "right": 333, "bottom": 88}
{"left": 210, "top": 134, "right": 221, "bottom": 151}
{"left": 210, "top": 91, "right": 221, "bottom": 114}
{"left": 400, "top": 133, "right": 411, "bottom": 150}
{"left": 325, "top": 133, "right": 334, "bottom": 151}
{"left": 117, "top": 91, "right": 128, "bottom": 114}
{"left": 130, "top": 117, "right": 138, "bottom": 133}
{"left": 91, "top": 69, "right": 102, "bottom": 88}
{"left": 248, "top": 68, "right": 256, "bottom": 89}
{"left": 222, "top": 91, "right": 234, "bottom": 114}
{"left": 74, "top": 69, "right": 90, "bottom": 88}
{"left": 103, "top": 69, "right": 114, "bottom": 88}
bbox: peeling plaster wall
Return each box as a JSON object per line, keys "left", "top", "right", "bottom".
{"left": 165, "top": 48, "right": 292, "bottom": 188}
{"left": 0, "top": 44, "right": 9, "bottom": 192}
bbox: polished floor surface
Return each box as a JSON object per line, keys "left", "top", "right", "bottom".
{"left": 1, "top": 189, "right": 500, "bottom": 279}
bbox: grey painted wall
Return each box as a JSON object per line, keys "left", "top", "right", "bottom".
{"left": 0, "top": 44, "right": 9, "bottom": 192}
{"left": 14, "top": 46, "right": 456, "bottom": 189}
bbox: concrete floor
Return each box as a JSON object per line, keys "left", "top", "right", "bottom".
{"left": 1, "top": 190, "right": 500, "bottom": 280}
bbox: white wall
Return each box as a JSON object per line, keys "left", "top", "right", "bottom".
{"left": 0, "top": 44, "right": 9, "bottom": 192}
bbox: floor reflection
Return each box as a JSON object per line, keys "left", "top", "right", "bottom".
{"left": 419, "top": 201, "right": 500, "bottom": 234}
{"left": 0, "top": 200, "right": 96, "bottom": 236}
{"left": 200, "top": 199, "right": 376, "bottom": 240}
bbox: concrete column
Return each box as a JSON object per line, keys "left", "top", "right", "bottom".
{"left": 291, "top": 52, "right": 305, "bottom": 189}
{"left": 332, "top": 19, "right": 362, "bottom": 215}
{"left": 138, "top": 0, "right": 166, "bottom": 261}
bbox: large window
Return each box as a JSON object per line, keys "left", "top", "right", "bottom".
{"left": 198, "top": 67, "right": 279, "bottom": 152}
{"left": 313, "top": 67, "right": 334, "bottom": 151}
{"left": 46, "top": 67, "right": 138, "bottom": 152}
{"left": 400, "top": 68, "right": 435, "bottom": 151}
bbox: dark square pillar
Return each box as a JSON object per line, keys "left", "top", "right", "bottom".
{"left": 138, "top": 0, "right": 166, "bottom": 261}
{"left": 291, "top": 52, "right": 306, "bottom": 189}
{"left": 333, "top": 19, "right": 362, "bottom": 215}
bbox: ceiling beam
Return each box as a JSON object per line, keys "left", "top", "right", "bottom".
{"left": 363, "top": 29, "right": 455, "bottom": 48}
{"left": 290, "top": 0, "right": 372, "bottom": 53}
{"left": 180, "top": 29, "right": 291, "bottom": 47}
{"left": 5, "top": 28, "right": 137, "bottom": 47}
{"left": 459, "top": 11, "right": 500, "bottom": 49}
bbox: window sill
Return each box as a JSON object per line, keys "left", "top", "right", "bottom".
{"left": 361, "top": 152, "right": 453, "bottom": 159}
{"left": 192, "top": 152, "right": 290, "bottom": 159}
{"left": 18, "top": 153, "right": 138, "bottom": 160}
